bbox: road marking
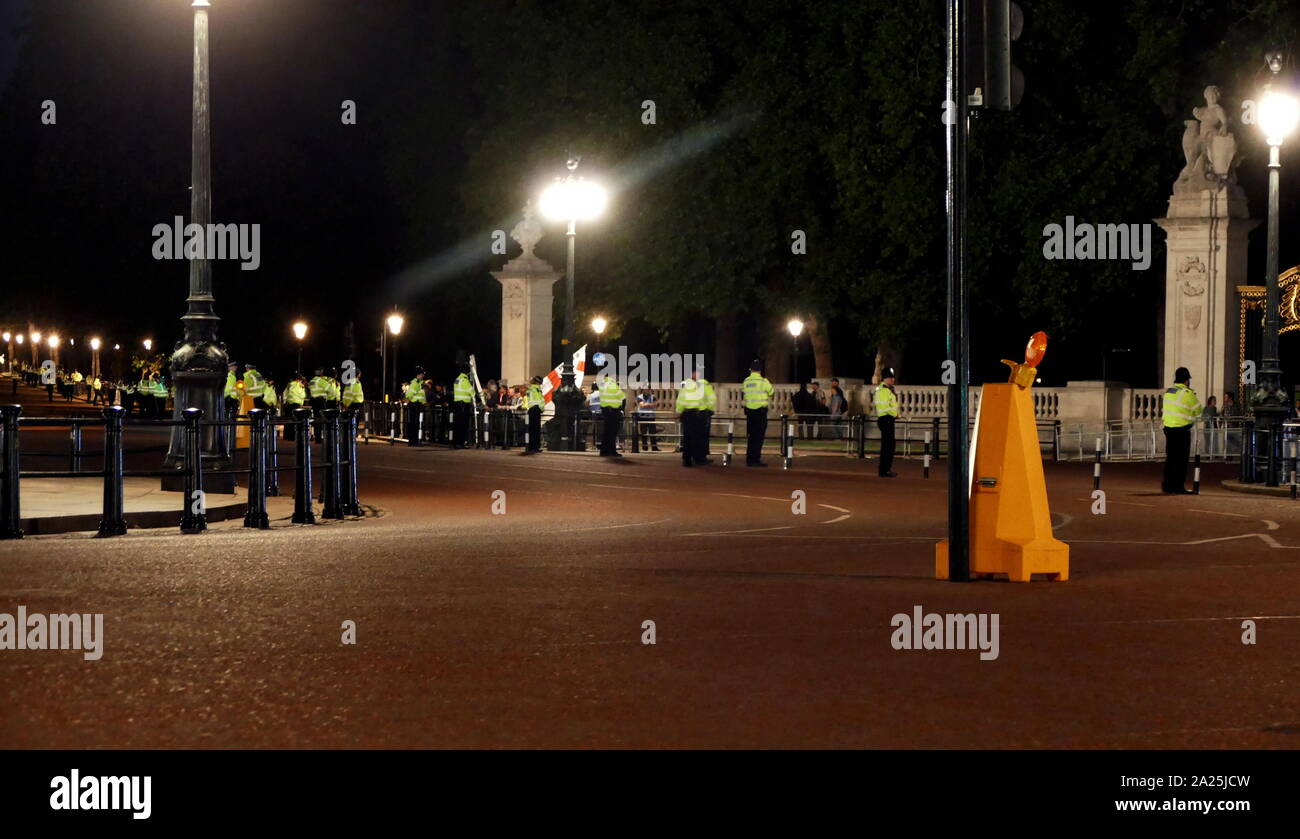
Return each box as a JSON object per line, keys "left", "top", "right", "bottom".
{"left": 1071, "top": 533, "right": 1300, "bottom": 549}
{"left": 713, "top": 492, "right": 789, "bottom": 502}
{"left": 682, "top": 525, "right": 793, "bottom": 536}
{"left": 1053, "top": 512, "right": 1073, "bottom": 531}
{"left": 1264, "top": 520, "right": 1280, "bottom": 530}
{"left": 586, "top": 484, "right": 669, "bottom": 492}
{"left": 817, "top": 503, "right": 851, "bottom": 514}
{"left": 1075, "top": 498, "right": 1155, "bottom": 508}
{"left": 1091, "top": 614, "right": 1300, "bottom": 625}
{"left": 471, "top": 474, "right": 546, "bottom": 483}
{"left": 820, "top": 514, "right": 850, "bottom": 524}
{"left": 1187, "top": 508, "right": 1250, "bottom": 518}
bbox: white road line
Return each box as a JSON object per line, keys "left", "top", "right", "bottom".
{"left": 1091, "top": 614, "right": 1300, "bottom": 625}
{"left": 1187, "top": 508, "right": 1250, "bottom": 518}
{"left": 586, "top": 484, "right": 669, "bottom": 492}
{"left": 817, "top": 503, "right": 851, "bottom": 514}
{"left": 471, "top": 474, "right": 546, "bottom": 483}
{"left": 1070, "top": 533, "right": 1300, "bottom": 549}
{"left": 682, "top": 525, "right": 794, "bottom": 536}
{"left": 1074, "top": 498, "right": 1156, "bottom": 508}
{"left": 1264, "top": 520, "right": 1280, "bottom": 530}
{"left": 820, "top": 514, "right": 850, "bottom": 524}
{"left": 713, "top": 492, "right": 789, "bottom": 502}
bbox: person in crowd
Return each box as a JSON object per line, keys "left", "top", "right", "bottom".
{"left": 637, "top": 387, "right": 661, "bottom": 452}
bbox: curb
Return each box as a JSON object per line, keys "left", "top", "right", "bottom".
{"left": 1220, "top": 479, "right": 1296, "bottom": 498}
{"left": 18, "top": 499, "right": 248, "bottom": 536}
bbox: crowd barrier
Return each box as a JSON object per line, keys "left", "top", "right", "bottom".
{"left": 0, "top": 404, "right": 363, "bottom": 540}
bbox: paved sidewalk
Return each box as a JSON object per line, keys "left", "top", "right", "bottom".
{"left": 18, "top": 478, "right": 250, "bottom": 535}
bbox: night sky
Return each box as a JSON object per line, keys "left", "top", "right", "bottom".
{"left": 2, "top": 0, "right": 1299, "bottom": 391}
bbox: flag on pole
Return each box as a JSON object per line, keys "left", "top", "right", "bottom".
{"left": 541, "top": 344, "right": 587, "bottom": 403}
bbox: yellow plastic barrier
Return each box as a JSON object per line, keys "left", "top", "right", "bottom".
{"left": 936, "top": 333, "right": 1068, "bottom": 582}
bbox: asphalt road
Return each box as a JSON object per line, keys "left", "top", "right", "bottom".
{"left": 2, "top": 419, "right": 1299, "bottom": 747}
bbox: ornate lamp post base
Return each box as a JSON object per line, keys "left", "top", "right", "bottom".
{"left": 545, "top": 363, "right": 586, "bottom": 451}
{"left": 161, "top": 338, "right": 235, "bottom": 493}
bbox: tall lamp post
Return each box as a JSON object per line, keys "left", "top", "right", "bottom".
{"left": 787, "top": 318, "right": 804, "bottom": 383}
{"left": 162, "top": 0, "right": 233, "bottom": 492}
{"left": 539, "top": 158, "right": 607, "bottom": 450}
{"left": 2, "top": 332, "right": 10, "bottom": 374}
{"left": 90, "top": 337, "right": 102, "bottom": 379}
{"left": 1252, "top": 51, "right": 1299, "bottom": 486}
{"left": 30, "top": 332, "right": 40, "bottom": 367}
{"left": 292, "top": 320, "right": 308, "bottom": 374}
{"left": 47, "top": 334, "right": 60, "bottom": 370}
{"left": 381, "top": 311, "right": 403, "bottom": 402}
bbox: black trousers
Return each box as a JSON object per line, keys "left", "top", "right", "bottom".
{"left": 283, "top": 404, "right": 303, "bottom": 439}
{"left": 701, "top": 411, "right": 713, "bottom": 456}
{"left": 528, "top": 406, "right": 542, "bottom": 451}
{"left": 600, "top": 407, "right": 623, "bottom": 455}
{"left": 452, "top": 402, "right": 471, "bottom": 447}
{"left": 406, "top": 402, "right": 424, "bottom": 445}
{"left": 311, "top": 397, "right": 327, "bottom": 441}
{"left": 878, "top": 416, "right": 896, "bottom": 475}
{"left": 1163, "top": 425, "right": 1191, "bottom": 491}
{"left": 744, "top": 407, "right": 768, "bottom": 463}
{"left": 680, "top": 410, "right": 702, "bottom": 465}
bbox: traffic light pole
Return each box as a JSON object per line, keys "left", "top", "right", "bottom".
{"left": 945, "top": 0, "right": 971, "bottom": 581}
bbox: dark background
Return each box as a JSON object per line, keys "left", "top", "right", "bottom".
{"left": 1, "top": 0, "right": 1298, "bottom": 394}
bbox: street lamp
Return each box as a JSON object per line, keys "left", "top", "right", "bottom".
{"left": 381, "top": 311, "right": 404, "bottom": 402}
{"left": 47, "top": 334, "right": 60, "bottom": 369}
{"left": 539, "top": 157, "right": 607, "bottom": 450}
{"left": 787, "top": 318, "right": 804, "bottom": 383}
{"left": 1, "top": 332, "right": 10, "bottom": 374}
{"left": 292, "top": 320, "right": 308, "bottom": 373}
{"left": 90, "top": 337, "right": 102, "bottom": 378}
{"left": 1251, "top": 51, "right": 1298, "bottom": 485}
{"left": 162, "top": 0, "right": 233, "bottom": 493}
{"left": 143, "top": 338, "right": 153, "bottom": 353}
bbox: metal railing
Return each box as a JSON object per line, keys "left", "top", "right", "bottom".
{"left": 0, "top": 404, "right": 363, "bottom": 540}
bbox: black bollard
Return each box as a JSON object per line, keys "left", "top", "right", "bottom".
{"left": 292, "top": 407, "right": 316, "bottom": 524}
{"left": 70, "top": 423, "right": 83, "bottom": 474}
{"left": 244, "top": 409, "right": 270, "bottom": 529}
{"left": 96, "top": 406, "right": 126, "bottom": 537}
{"left": 1, "top": 404, "right": 23, "bottom": 539}
{"left": 321, "top": 408, "right": 344, "bottom": 519}
{"left": 180, "top": 407, "right": 207, "bottom": 534}
{"left": 857, "top": 415, "right": 866, "bottom": 459}
{"left": 343, "top": 409, "right": 362, "bottom": 516}
{"left": 266, "top": 408, "right": 280, "bottom": 497}
{"left": 724, "top": 421, "right": 734, "bottom": 466}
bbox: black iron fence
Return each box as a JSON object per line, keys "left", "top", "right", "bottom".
{"left": 0, "top": 404, "right": 363, "bottom": 540}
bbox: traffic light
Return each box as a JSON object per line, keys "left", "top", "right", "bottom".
{"left": 964, "top": 0, "right": 1024, "bottom": 111}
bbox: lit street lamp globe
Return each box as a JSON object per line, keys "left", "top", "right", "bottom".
{"left": 143, "top": 339, "right": 153, "bottom": 352}
{"left": 31, "top": 331, "right": 41, "bottom": 344}
{"left": 47, "top": 334, "right": 60, "bottom": 348}
{"left": 591, "top": 316, "right": 607, "bottom": 335}
{"left": 787, "top": 319, "right": 804, "bottom": 338}
{"left": 1259, "top": 90, "right": 1299, "bottom": 147}
{"left": 292, "top": 321, "right": 308, "bottom": 341}
{"left": 387, "top": 313, "right": 404, "bottom": 336}
{"left": 15, "top": 334, "right": 24, "bottom": 345}
{"left": 539, "top": 178, "right": 608, "bottom": 223}
{"left": 90, "top": 337, "right": 101, "bottom": 351}
{"left": 1, "top": 332, "right": 9, "bottom": 342}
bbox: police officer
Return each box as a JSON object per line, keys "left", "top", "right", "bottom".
{"left": 452, "top": 363, "right": 474, "bottom": 448}
{"left": 741, "top": 359, "right": 774, "bottom": 466}
{"left": 283, "top": 373, "right": 308, "bottom": 440}
{"left": 341, "top": 369, "right": 365, "bottom": 413}
{"left": 676, "top": 366, "right": 708, "bottom": 466}
{"left": 405, "top": 367, "right": 427, "bottom": 446}
{"left": 243, "top": 362, "right": 266, "bottom": 410}
{"left": 309, "top": 367, "right": 330, "bottom": 442}
{"left": 874, "top": 367, "right": 899, "bottom": 477}
{"left": 598, "top": 374, "right": 626, "bottom": 457}
{"left": 524, "top": 375, "right": 545, "bottom": 454}
{"left": 224, "top": 362, "right": 240, "bottom": 419}
{"left": 1161, "top": 366, "right": 1201, "bottom": 494}
{"left": 700, "top": 370, "right": 716, "bottom": 457}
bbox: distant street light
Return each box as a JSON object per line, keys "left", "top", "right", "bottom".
{"left": 90, "top": 337, "right": 102, "bottom": 378}
{"left": 591, "top": 316, "right": 607, "bottom": 335}
{"left": 143, "top": 338, "right": 153, "bottom": 352}
{"left": 47, "top": 334, "right": 60, "bottom": 368}
{"left": 292, "top": 320, "right": 308, "bottom": 373}
{"left": 381, "top": 311, "right": 405, "bottom": 403}
{"left": 539, "top": 157, "right": 607, "bottom": 449}
{"left": 1251, "top": 50, "right": 1299, "bottom": 485}
{"left": 787, "top": 318, "right": 804, "bottom": 384}
{"left": 1, "top": 332, "right": 10, "bottom": 374}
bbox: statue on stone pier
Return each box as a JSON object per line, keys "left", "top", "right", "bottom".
{"left": 1174, "top": 85, "right": 1242, "bottom": 195}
